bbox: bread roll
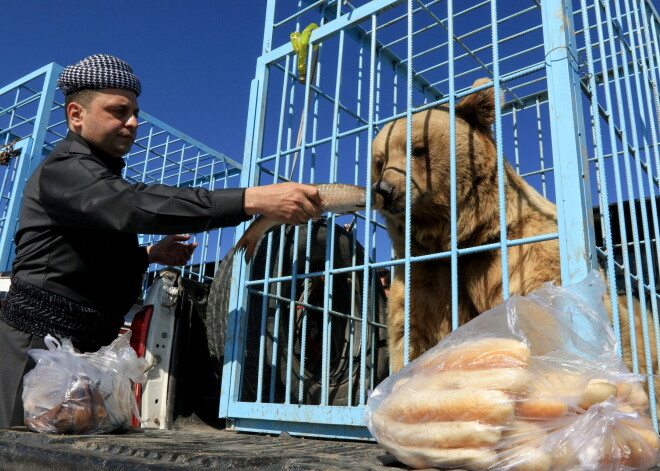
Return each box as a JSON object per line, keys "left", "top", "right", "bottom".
{"left": 386, "top": 374, "right": 412, "bottom": 394}
{"left": 381, "top": 388, "right": 515, "bottom": 425}
{"left": 515, "top": 372, "right": 615, "bottom": 418}
{"left": 378, "top": 440, "right": 499, "bottom": 471}
{"left": 616, "top": 381, "right": 650, "bottom": 409}
{"left": 404, "top": 367, "right": 530, "bottom": 393}
{"left": 617, "top": 403, "right": 637, "bottom": 415}
{"left": 498, "top": 421, "right": 552, "bottom": 471}
{"left": 370, "top": 412, "right": 502, "bottom": 448}
{"left": 532, "top": 370, "right": 582, "bottom": 396}
{"left": 414, "top": 337, "right": 531, "bottom": 371}
{"left": 620, "top": 417, "right": 660, "bottom": 451}
{"left": 516, "top": 394, "right": 568, "bottom": 419}
{"left": 502, "top": 445, "right": 552, "bottom": 471}
{"left": 549, "top": 418, "right": 660, "bottom": 469}
{"left": 579, "top": 380, "right": 617, "bottom": 410}
{"left": 551, "top": 442, "right": 578, "bottom": 469}
{"left": 611, "top": 427, "right": 659, "bottom": 469}
{"left": 501, "top": 419, "right": 547, "bottom": 445}
{"left": 516, "top": 371, "right": 616, "bottom": 416}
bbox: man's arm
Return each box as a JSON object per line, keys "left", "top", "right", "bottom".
{"left": 243, "top": 182, "right": 322, "bottom": 224}
{"left": 40, "top": 155, "right": 322, "bottom": 234}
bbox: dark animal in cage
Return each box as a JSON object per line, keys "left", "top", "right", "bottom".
{"left": 207, "top": 219, "right": 388, "bottom": 406}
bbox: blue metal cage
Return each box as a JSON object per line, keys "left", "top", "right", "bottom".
{"left": 0, "top": 63, "right": 243, "bottom": 287}
{"left": 220, "top": 0, "right": 660, "bottom": 440}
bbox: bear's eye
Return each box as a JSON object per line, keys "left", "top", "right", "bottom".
{"left": 374, "top": 158, "right": 384, "bottom": 174}
{"left": 412, "top": 147, "right": 426, "bottom": 158}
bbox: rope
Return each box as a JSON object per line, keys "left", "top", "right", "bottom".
{"left": 289, "top": 47, "right": 320, "bottom": 181}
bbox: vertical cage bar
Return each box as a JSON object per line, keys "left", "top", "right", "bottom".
{"left": 360, "top": 13, "right": 379, "bottom": 406}
{"left": 492, "top": 0, "right": 509, "bottom": 299}
{"left": 535, "top": 98, "right": 548, "bottom": 198}
{"left": 403, "top": 0, "right": 413, "bottom": 367}
{"left": 448, "top": 0, "right": 459, "bottom": 331}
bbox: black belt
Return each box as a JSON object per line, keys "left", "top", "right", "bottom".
{"left": 0, "top": 277, "right": 123, "bottom": 353}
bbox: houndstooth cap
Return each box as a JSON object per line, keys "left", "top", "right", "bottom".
{"left": 57, "top": 54, "right": 141, "bottom": 96}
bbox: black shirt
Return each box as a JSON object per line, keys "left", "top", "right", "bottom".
{"left": 11, "top": 131, "right": 249, "bottom": 318}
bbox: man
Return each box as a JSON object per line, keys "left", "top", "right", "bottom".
{"left": 0, "top": 54, "right": 322, "bottom": 428}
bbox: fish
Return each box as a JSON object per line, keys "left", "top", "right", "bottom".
{"left": 235, "top": 183, "right": 384, "bottom": 262}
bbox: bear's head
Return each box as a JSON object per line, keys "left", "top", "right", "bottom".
{"left": 371, "top": 78, "right": 497, "bottom": 217}
{"left": 370, "top": 78, "right": 498, "bottom": 252}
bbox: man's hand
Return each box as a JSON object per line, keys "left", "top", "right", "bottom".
{"left": 243, "top": 182, "right": 322, "bottom": 225}
{"left": 147, "top": 234, "right": 198, "bottom": 266}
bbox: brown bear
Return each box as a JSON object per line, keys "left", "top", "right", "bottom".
{"left": 370, "top": 78, "right": 657, "bottom": 398}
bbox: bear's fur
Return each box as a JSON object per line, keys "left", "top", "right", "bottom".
{"left": 371, "top": 78, "right": 657, "bottom": 393}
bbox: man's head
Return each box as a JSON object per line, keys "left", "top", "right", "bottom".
{"left": 376, "top": 267, "right": 391, "bottom": 297}
{"left": 58, "top": 54, "right": 142, "bottom": 158}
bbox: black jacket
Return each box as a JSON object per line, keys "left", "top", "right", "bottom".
{"left": 11, "top": 131, "right": 249, "bottom": 318}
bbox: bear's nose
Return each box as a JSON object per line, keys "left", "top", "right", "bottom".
{"left": 372, "top": 180, "right": 397, "bottom": 205}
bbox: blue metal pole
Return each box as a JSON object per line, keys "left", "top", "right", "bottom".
{"left": 220, "top": 1, "right": 275, "bottom": 420}
{"left": 30, "top": 63, "right": 61, "bottom": 177}
{"left": 0, "top": 64, "right": 60, "bottom": 271}
{"left": 540, "top": 0, "right": 597, "bottom": 285}
{"left": 0, "top": 138, "right": 33, "bottom": 271}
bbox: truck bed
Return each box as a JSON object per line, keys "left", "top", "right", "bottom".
{"left": 0, "top": 425, "right": 403, "bottom": 471}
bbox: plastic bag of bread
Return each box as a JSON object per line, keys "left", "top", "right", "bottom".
{"left": 366, "top": 270, "right": 660, "bottom": 470}
{"left": 22, "top": 330, "right": 148, "bottom": 434}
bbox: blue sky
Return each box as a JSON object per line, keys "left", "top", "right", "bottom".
{"left": 5, "top": 1, "right": 660, "bottom": 287}
{"left": 5, "top": 1, "right": 660, "bottom": 228}
{"left": 1, "top": 1, "right": 267, "bottom": 166}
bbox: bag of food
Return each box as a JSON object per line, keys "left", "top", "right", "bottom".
{"left": 365, "top": 270, "right": 660, "bottom": 470}
{"left": 22, "top": 330, "right": 148, "bottom": 434}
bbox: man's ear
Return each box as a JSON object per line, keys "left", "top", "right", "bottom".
{"left": 67, "top": 102, "right": 85, "bottom": 130}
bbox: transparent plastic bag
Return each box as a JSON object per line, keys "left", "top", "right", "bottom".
{"left": 22, "top": 330, "right": 148, "bottom": 434}
{"left": 365, "top": 271, "right": 660, "bottom": 470}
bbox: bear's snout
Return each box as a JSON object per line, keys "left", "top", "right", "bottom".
{"left": 372, "top": 181, "right": 397, "bottom": 209}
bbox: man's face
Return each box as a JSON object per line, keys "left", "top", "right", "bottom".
{"left": 68, "top": 89, "right": 139, "bottom": 158}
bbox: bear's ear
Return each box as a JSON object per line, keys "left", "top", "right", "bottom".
{"left": 455, "top": 78, "right": 496, "bottom": 130}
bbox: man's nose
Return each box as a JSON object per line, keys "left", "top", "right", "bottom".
{"left": 125, "top": 114, "right": 139, "bottom": 129}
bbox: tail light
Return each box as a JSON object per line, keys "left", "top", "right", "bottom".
{"left": 121, "top": 305, "right": 154, "bottom": 427}
{"left": 129, "top": 305, "right": 154, "bottom": 358}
